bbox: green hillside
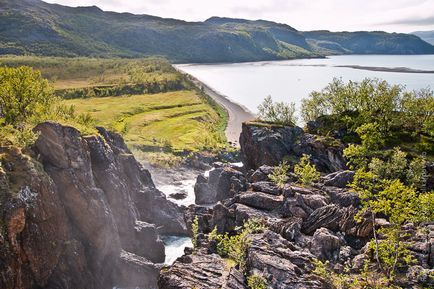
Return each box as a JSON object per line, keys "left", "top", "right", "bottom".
{"left": 1, "top": 0, "right": 434, "bottom": 62}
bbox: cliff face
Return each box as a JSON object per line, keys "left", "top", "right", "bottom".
{"left": 239, "top": 123, "right": 347, "bottom": 172}
{"left": 0, "top": 122, "right": 186, "bottom": 289}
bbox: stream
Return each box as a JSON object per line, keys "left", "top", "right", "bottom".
{"left": 144, "top": 164, "right": 212, "bottom": 264}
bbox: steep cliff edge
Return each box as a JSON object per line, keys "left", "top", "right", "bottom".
{"left": 0, "top": 121, "right": 186, "bottom": 289}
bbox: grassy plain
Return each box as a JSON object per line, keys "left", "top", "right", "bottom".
{"left": 0, "top": 56, "right": 228, "bottom": 164}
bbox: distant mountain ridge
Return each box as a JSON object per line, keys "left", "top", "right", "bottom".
{"left": 412, "top": 31, "right": 434, "bottom": 45}
{"left": 1, "top": 0, "right": 434, "bottom": 63}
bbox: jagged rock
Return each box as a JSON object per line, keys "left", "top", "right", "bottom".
{"left": 211, "top": 203, "right": 236, "bottom": 233}
{"left": 322, "top": 170, "right": 355, "bottom": 188}
{"left": 0, "top": 122, "right": 186, "bottom": 289}
{"left": 247, "top": 230, "right": 329, "bottom": 289}
{"left": 239, "top": 122, "right": 346, "bottom": 173}
{"left": 116, "top": 250, "right": 161, "bottom": 289}
{"left": 195, "top": 166, "right": 246, "bottom": 205}
{"left": 270, "top": 218, "right": 303, "bottom": 243}
{"left": 249, "top": 181, "right": 281, "bottom": 195}
{"left": 325, "top": 187, "right": 360, "bottom": 207}
{"left": 238, "top": 191, "right": 284, "bottom": 211}
{"left": 248, "top": 165, "right": 274, "bottom": 182}
{"left": 309, "top": 228, "right": 342, "bottom": 261}
{"left": 222, "top": 268, "right": 247, "bottom": 289}
{"left": 302, "top": 205, "right": 372, "bottom": 239}
{"left": 406, "top": 265, "right": 434, "bottom": 286}
{"left": 158, "top": 252, "right": 234, "bottom": 289}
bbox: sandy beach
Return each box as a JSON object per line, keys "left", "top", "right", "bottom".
{"left": 176, "top": 67, "right": 255, "bottom": 145}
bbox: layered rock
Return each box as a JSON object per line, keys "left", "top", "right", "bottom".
{"left": 0, "top": 122, "right": 186, "bottom": 289}
{"left": 161, "top": 133, "right": 433, "bottom": 289}
{"left": 239, "top": 122, "right": 346, "bottom": 172}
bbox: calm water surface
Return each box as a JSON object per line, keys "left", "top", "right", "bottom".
{"left": 177, "top": 55, "right": 434, "bottom": 116}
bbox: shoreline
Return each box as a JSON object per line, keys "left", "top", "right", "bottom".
{"left": 176, "top": 67, "right": 254, "bottom": 145}
{"left": 191, "top": 76, "right": 255, "bottom": 145}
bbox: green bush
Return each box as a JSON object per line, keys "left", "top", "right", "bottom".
{"left": 257, "top": 96, "right": 297, "bottom": 126}
{"left": 209, "top": 219, "right": 265, "bottom": 271}
{"left": 268, "top": 160, "right": 290, "bottom": 189}
{"left": 0, "top": 66, "right": 97, "bottom": 148}
{"left": 192, "top": 216, "right": 199, "bottom": 249}
{"left": 294, "top": 154, "right": 320, "bottom": 186}
{"left": 247, "top": 274, "right": 267, "bottom": 289}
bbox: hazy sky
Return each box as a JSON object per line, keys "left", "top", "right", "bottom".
{"left": 44, "top": 0, "right": 434, "bottom": 33}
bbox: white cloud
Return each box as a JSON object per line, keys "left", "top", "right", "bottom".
{"left": 43, "top": 0, "right": 434, "bottom": 32}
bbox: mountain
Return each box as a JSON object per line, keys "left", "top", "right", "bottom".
{"left": 1, "top": 0, "right": 434, "bottom": 63}
{"left": 412, "top": 31, "right": 434, "bottom": 45}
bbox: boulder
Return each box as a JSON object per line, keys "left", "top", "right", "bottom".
{"left": 322, "top": 170, "right": 355, "bottom": 188}
{"left": 309, "top": 228, "right": 342, "bottom": 261}
{"left": 249, "top": 181, "right": 281, "bottom": 195}
{"left": 247, "top": 230, "right": 328, "bottom": 288}
{"left": 195, "top": 166, "right": 246, "bottom": 205}
{"left": 239, "top": 122, "right": 346, "bottom": 173}
{"left": 238, "top": 191, "right": 284, "bottom": 211}
{"left": 158, "top": 252, "right": 237, "bottom": 289}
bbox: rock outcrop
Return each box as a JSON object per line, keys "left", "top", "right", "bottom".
{"left": 239, "top": 122, "right": 347, "bottom": 172}
{"left": 160, "top": 123, "right": 433, "bottom": 288}
{"left": 0, "top": 122, "right": 186, "bottom": 289}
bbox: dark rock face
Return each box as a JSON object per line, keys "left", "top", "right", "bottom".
{"left": 239, "top": 123, "right": 347, "bottom": 172}
{"left": 0, "top": 122, "right": 186, "bottom": 289}
{"left": 195, "top": 165, "right": 246, "bottom": 205}
{"left": 322, "top": 170, "right": 355, "bottom": 188}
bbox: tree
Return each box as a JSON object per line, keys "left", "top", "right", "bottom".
{"left": 0, "top": 66, "right": 54, "bottom": 126}
{"left": 257, "top": 96, "right": 297, "bottom": 126}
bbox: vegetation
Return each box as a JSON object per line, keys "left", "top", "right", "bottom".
{"left": 257, "top": 96, "right": 297, "bottom": 126}
{"left": 294, "top": 154, "right": 320, "bottom": 186}
{"left": 268, "top": 160, "right": 290, "bottom": 188}
{"left": 247, "top": 274, "right": 267, "bottom": 289}
{"left": 1, "top": 1, "right": 433, "bottom": 63}
{"left": 208, "top": 219, "right": 265, "bottom": 271}
{"left": 302, "top": 78, "right": 434, "bottom": 157}
{"left": 302, "top": 78, "right": 433, "bottom": 287}
{"left": 344, "top": 146, "right": 433, "bottom": 284}
{"left": 192, "top": 216, "right": 199, "bottom": 249}
{"left": 0, "top": 56, "right": 228, "bottom": 165}
{"left": 0, "top": 66, "right": 95, "bottom": 147}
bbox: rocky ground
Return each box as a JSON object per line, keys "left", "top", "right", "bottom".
{"left": 1, "top": 121, "right": 432, "bottom": 289}
{"left": 159, "top": 122, "right": 434, "bottom": 289}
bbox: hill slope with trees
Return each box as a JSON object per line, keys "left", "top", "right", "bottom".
{"left": 1, "top": 0, "right": 434, "bottom": 62}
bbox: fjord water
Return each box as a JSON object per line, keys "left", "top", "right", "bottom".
{"left": 177, "top": 55, "right": 434, "bottom": 116}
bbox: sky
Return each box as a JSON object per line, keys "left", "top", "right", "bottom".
{"left": 44, "top": 0, "right": 434, "bottom": 33}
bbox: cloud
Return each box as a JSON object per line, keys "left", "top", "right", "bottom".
{"left": 381, "top": 16, "right": 434, "bottom": 26}
{"left": 43, "top": 0, "right": 434, "bottom": 33}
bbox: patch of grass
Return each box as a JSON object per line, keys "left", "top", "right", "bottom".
{"left": 64, "top": 90, "right": 227, "bottom": 155}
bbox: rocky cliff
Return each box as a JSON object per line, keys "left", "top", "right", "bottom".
{"left": 239, "top": 122, "right": 346, "bottom": 172}
{"left": 160, "top": 123, "right": 433, "bottom": 288}
{"left": 0, "top": 122, "right": 186, "bottom": 289}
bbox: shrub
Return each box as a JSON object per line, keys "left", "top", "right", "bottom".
{"left": 294, "top": 154, "right": 320, "bottom": 185}
{"left": 0, "top": 66, "right": 54, "bottom": 126}
{"left": 268, "top": 161, "right": 290, "bottom": 188}
{"left": 247, "top": 274, "right": 267, "bottom": 289}
{"left": 192, "top": 216, "right": 199, "bottom": 249}
{"left": 257, "top": 96, "right": 297, "bottom": 126}
{"left": 209, "top": 219, "right": 265, "bottom": 271}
